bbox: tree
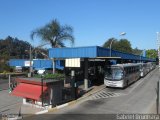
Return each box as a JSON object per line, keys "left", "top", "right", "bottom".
{"left": 0, "top": 36, "right": 39, "bottom": 72}
{"left": 31, "top": 19, "right": 75, "bottom": 74}
{"left": 116, "top": 39, "right": 132, "bottom": 53}
{"left": 132, "top": 47, "right": 142, "bottom": 55}
{"left": 0, "top": 36, "right": 32, "bottom": 59}
{"left": 103, "top": 38, "right": 132, "bottom": 53}
{"left": 102, "top": 38, "right": 118, "bottom": 49}
{"left": 31, "top": 19, "right": 74, "bottom": 48}
{"left": 146, "top": 49, "right": 157, "bottom": 58}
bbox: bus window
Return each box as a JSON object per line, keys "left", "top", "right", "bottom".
{"left": 113, "top": 69, "right": 123, "bottom": 79}
{"left": 104, "top": 67, "right": 112, "bottom": 79}
{"left": 105, "top": 67, "right": 123, "bottom": 80}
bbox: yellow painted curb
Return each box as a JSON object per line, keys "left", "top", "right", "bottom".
{"left": 48, "top": 107, "right": 58, "bottom": 112}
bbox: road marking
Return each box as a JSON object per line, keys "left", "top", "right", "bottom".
{"left": 88, "top": 89, "right": 125, "bottom": 100}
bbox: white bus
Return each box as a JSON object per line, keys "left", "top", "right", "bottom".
{"left": 104, "top": 63, "right": 140, "bottom": 88}
{"left": 147, "top": 62, "right": 156, "bottom": 71}
{"left": 138, "top": 62, "right": 156, "bottom": 78}
{"left": 138, "top": 63, "right": 148, "bottom": 77}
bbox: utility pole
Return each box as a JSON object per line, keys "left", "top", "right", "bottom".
{"left": 29, "top": 45, "right": 32, "bottom": 77}
{"left": 156, "top": 81, "right": 159, "bottom": 114}
{"left": 109, "top": 39, "right": 114, "bottom": 57}
{"left": 8, "top": 74, "right": 11, "bottom": 92}
{"left": 41, "top": 75, "right": 44, "bottom": 107}
{"left": 110, "top": 32, "right": 126, "bottom": 57}
{"left": 157, "top": 32, "right": 160, "bottom": 68}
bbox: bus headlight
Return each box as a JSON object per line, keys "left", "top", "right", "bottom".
{"left": 116, "top": 80, "right": 124, "bottom": 87}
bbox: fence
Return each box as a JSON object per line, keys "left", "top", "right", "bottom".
{"left": 0, "top": 74, "right": 26, "bottom": 91}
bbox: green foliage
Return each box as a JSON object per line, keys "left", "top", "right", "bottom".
{"left": 103, "top": 38, "right": 157, "bottom": 59}
{"left": 44, "top": 73, "right": 65, "bottom": 79}
{"left": 31, "top": 19, "right": 75, "bottom": 48}
{"left": 132, "top": 47, "right": 142, "bottom": 55}
{"left": 116, "top": 39, "right": 132, "bottom": 53}
{"left": 102, "top": 38, "right": 118, "bottom": 49}
{"left": 0, "top": 63, "right": 10, "bottom": 73}
{"left": 103, "top": 38, "right": 132, "bottom": 53}
{"left": 0, "top": 36, "right": 47, "bottom": 72}
{"left": 0, "top": 36, "right": 48, "bottom": 59}
{"left": 0, "top": 36, "right": 31, "bottom": 59}
{"left": 146, "top": 49, "right": 157, "bottom": 58}
{"left": 33, "top": 73, "right": 65, "bottom": 80}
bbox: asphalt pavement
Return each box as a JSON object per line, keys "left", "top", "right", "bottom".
{"left": 24, "top": 68, "right": 159, "bottom": 120}
{"left": 0, "top": 78, "right": 44, "bottom": 116}
{"left": 0, "top": 79, "right": 9, "bottom": 90}
{"left": 0, "top": 90, "right": 22, "bottom": 115}
{"left": 0, "top": 78, "right": 22, "bottom": 115}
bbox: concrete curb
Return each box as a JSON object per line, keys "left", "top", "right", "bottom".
{"left": 36, "top": 110, "right": 48, "bottom": 115}
{"left": 56, "top": 103, "right": 69, "bottom": 109}
{"left": 28, "top": 85, "right": 107, "bottom": 114}
{"left": 47, "top": 85, "right": 106, "bottom": 113}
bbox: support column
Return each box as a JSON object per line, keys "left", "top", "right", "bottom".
{"left": 157, "top": 32, "right": 160, "bottom": 68}
{"left": 8, "top": 74, "right": 11, "bottom": 92}
{"left": 41, "top": 76, "right": 44, "bottom": 107}
{"left": 50, "top": 88, "right": 53, "bottom": 107}
{"left": 52, "top": 58, "right": 55, "bottom": 74}
{"left": 29, "top": 45, "right": 32, "bottom": 77}
{"left": 23, "top": 98, "right": 27, "bottom": 104}
{"left": 71, "top": 70, "right": 76, "bottom": 99}
{"left": 84, "top": 58, "right": 88, "bottom": 90}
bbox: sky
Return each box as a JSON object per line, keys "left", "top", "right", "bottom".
{"left": 0, "top": 0, "right": 160, "bottom": 50}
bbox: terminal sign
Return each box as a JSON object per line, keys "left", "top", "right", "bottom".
{"left": 65, "top": 58, "right": 80, "bottom": 67}
{"left": 24, "top": 61, "right": 33, "bottom": 67}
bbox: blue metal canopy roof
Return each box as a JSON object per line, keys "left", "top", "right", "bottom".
{"left": 49, "top": 46, "right": 97, "bottom": 58}
{"left": 9, "top": 59, "right": 64, "bottom": 70}
{"left": 9, "top": 59, "right": 28, "bottom": 67}
{"left": 49, "top": 46, "right": 155, "bottom": 62}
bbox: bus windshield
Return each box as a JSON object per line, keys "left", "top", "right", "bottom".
{"left": 105, "top": 67, "right": 123, "bottom": 80}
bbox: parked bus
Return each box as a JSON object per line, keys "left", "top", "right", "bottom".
{"left": 138, "top": 63, "right": 148, "bottom": 77}
{"left": 104, "top": 63, "right": 140, "bottom": 88}
{"left": 149, "top": 62, "right": 156, "bottom": 70}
